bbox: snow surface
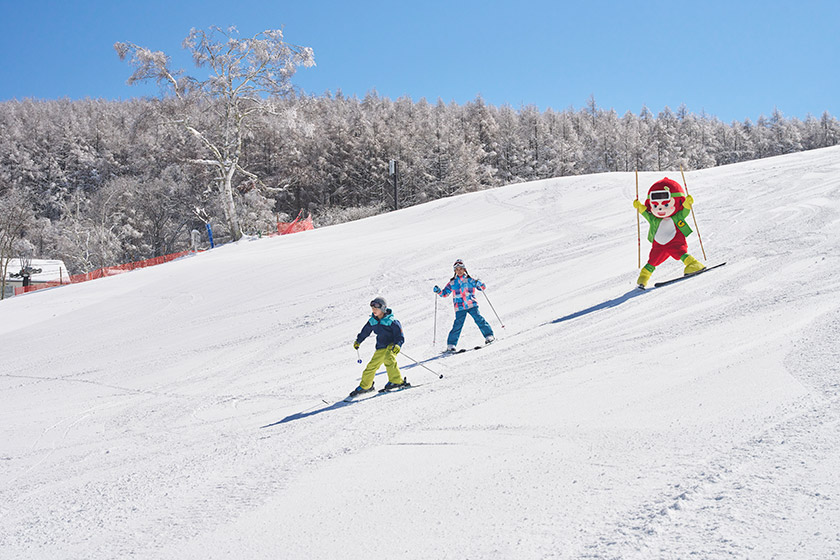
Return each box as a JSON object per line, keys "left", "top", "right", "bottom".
{"left": 2, "top": 147, "right": 840, "bottom": 559}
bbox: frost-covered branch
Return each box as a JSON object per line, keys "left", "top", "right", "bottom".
{"left": 115, "top": 25, "right": 315, "bottom": 240}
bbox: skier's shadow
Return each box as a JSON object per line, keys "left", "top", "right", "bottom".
{"left": 548, "top": 288, "right": 646, "bottom": 325}
{"left": 261, "top": 370, "right": 399, "bottom": 428}
{"left": 260, "top": 399, "right": 359, "bottom": 428}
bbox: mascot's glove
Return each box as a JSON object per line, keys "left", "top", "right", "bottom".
{"left": 390, "top": 344, "right": 401, "bottom": 355}
{"left": 684, "top": 194, "right": 694, "bottom": 210}
{"left": 433, "top": 285, "right": 441, "bottom": 294}
{"left": 633, "top": 199, "right": 646, "bottom": 213}
{"left": 353, "top": 341, "right": 360, "bottom": 350}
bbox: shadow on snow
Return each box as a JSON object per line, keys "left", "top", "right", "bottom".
{"left": 261, "top": 349, "right": 450, "bottom": 429}
{"left": 547, "top": 288, "right": 647, "bottom": 325}
{"left": 260, "top": 397, "right": 366, "bottom": 428}
{"left": 260, "top": 371, "right": 420, "bottom": 428}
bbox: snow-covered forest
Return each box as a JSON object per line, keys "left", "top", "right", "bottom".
{"left": 1, "top": 94, "right": 838, "bottom": 274}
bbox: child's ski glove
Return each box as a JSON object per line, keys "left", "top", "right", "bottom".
{"left": 353, "top": 341, "right": 360, "bottom": 350}
{"left": 433, "top": 285, "right": 441, "bottom": 294}
{"left": 390, "top": 344, "right": 401, "bottom": 355}
{"left": 633, "top": 199, "right": 646, "bottom": 213}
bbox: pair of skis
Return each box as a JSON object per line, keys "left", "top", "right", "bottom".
{"left": 444, "top": 345, "right": 484, "bottom": 355}
{"left": 343, "top": 380, "right": 415, "bottom": 402}
{"left": 442, "top": 337, "right": 495, "bottom": 355}
{"left": 259, "top": 381, "right": 419, "bottom": 428}
{"left": 642, "top": 262, "right": 726, "bottom": 289}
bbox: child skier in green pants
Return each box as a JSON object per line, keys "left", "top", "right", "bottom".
{"left": 349, "top": 297, "right": 409, "bottom": 397}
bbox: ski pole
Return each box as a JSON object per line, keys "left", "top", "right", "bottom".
{"left": 635, "top": 169, "right": 641, "bottom": 269}
{"left": 399, "top": 351, "right": 444, "bottom": 379}
{"left": 356, "top": 348, "right": 363, "bottom": 364}
{"left": 680, "top": 165, "right": 707, "bottom": 261}
{"left": 481, "top": 291, "right": 505, "bottom": 328}
{"left": 433, "top": 293, "right": 438, "bottom": 346}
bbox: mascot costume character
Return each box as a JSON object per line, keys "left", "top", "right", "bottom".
{"left": 633, "top": 177, "right": 705, "bottom": 288}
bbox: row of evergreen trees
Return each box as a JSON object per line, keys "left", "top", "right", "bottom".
{"left": 1, "top": 93, "right": 838, "bottom": 274}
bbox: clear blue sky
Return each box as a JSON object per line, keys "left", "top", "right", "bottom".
{"left": 1, "top": 0, "right": 837, "bottom": 123}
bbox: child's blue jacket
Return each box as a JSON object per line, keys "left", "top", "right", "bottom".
{"left": 356, "top": 309, "right": 405, "bottom": 349}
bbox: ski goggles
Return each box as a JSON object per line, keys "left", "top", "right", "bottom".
{"left": 649, "top": 190, "right": 672, "bottom": 203}
{"left": 370, "top": 300, "right": 385, "bottom": 310}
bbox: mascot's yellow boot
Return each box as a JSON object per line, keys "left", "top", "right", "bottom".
{"left": 637, "top": 265, "right": 654, "bottom": 288}
{"left": 682, "top": 254, "right": 706, "bottom": 275}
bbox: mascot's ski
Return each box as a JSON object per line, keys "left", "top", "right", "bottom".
{"left": 653, "top": 262, "right": 726, "bottom": 288}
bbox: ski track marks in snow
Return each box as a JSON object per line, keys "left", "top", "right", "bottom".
{"left": 580, "top": 307, "right": 840, "bottom": 559}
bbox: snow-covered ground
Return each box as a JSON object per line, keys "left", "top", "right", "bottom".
{"left": 2, "top": 146, "right": 839, "bottom": 559}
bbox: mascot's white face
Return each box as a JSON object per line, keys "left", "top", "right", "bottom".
{"left": 648, "top": 189, "right": 678, "bottom": 218}
{"left": 650, "top": 198, "right": 677, "bottom": 218}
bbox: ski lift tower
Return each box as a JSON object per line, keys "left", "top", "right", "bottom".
{"left": 389, "top": 159, "right": 398, "bottom": 211}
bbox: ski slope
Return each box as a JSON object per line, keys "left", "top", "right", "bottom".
{"left": 2, "top": 146, "right": 839, "bottom": 559}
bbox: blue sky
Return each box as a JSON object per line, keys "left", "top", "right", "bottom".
{"left": 1, "top": 0, "right": 837, "bottom": 123}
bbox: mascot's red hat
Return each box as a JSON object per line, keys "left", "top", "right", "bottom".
{"left": 645, "top": 177, "right": 686, "bottom": 212}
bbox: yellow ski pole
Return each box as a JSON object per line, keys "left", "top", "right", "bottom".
{"left": 635, "top": 169, "right": 641, "bottom": 269}
{"left": 680, "top": 165, "right": 707, "bottom": 261}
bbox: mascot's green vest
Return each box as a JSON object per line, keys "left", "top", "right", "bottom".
{"left": 641, "top": 207, "right": 693, "bottom": 243}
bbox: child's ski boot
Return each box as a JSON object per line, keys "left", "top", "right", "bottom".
{"left": 380, "top": 379, "right": 410, "bottom": 393}
{"left": 347, "top": 384, "right": 375, "bottom": 398}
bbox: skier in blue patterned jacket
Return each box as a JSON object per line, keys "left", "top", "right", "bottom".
{"left": 434, "top": 259, "right": 495, "bottom": 352}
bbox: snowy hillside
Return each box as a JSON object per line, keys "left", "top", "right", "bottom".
{"left": 2, "top": 146, "right": 839, "bottom": 559}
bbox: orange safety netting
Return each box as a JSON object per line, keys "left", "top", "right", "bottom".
{"left": 276, "top": 211, "right": 314, "bottom": 235}
{"left": 14, "top": 250, "right": 193, "bottom": 296}
{"left": 11, "top": 214, "right": 314, "bottom": 297}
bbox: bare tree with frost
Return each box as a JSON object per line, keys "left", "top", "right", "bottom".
{"left": 115, "top": 25, "right": 314, "bottom": 240}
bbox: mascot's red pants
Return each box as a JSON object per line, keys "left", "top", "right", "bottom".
{"left": 647, "top": 233, "right": 688, "bottom": 267}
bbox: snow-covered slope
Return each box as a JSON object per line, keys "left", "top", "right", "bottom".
{"left": 2, "top": 147, "right": 839, "bottom": 559}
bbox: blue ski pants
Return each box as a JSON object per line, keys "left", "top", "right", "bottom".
{"left": 447, "top": 306, "right": 494, "bottom": 346}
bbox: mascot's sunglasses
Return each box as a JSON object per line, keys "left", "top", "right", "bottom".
{"left": 649, "top": 190, "right": 672, "bottom": 204}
